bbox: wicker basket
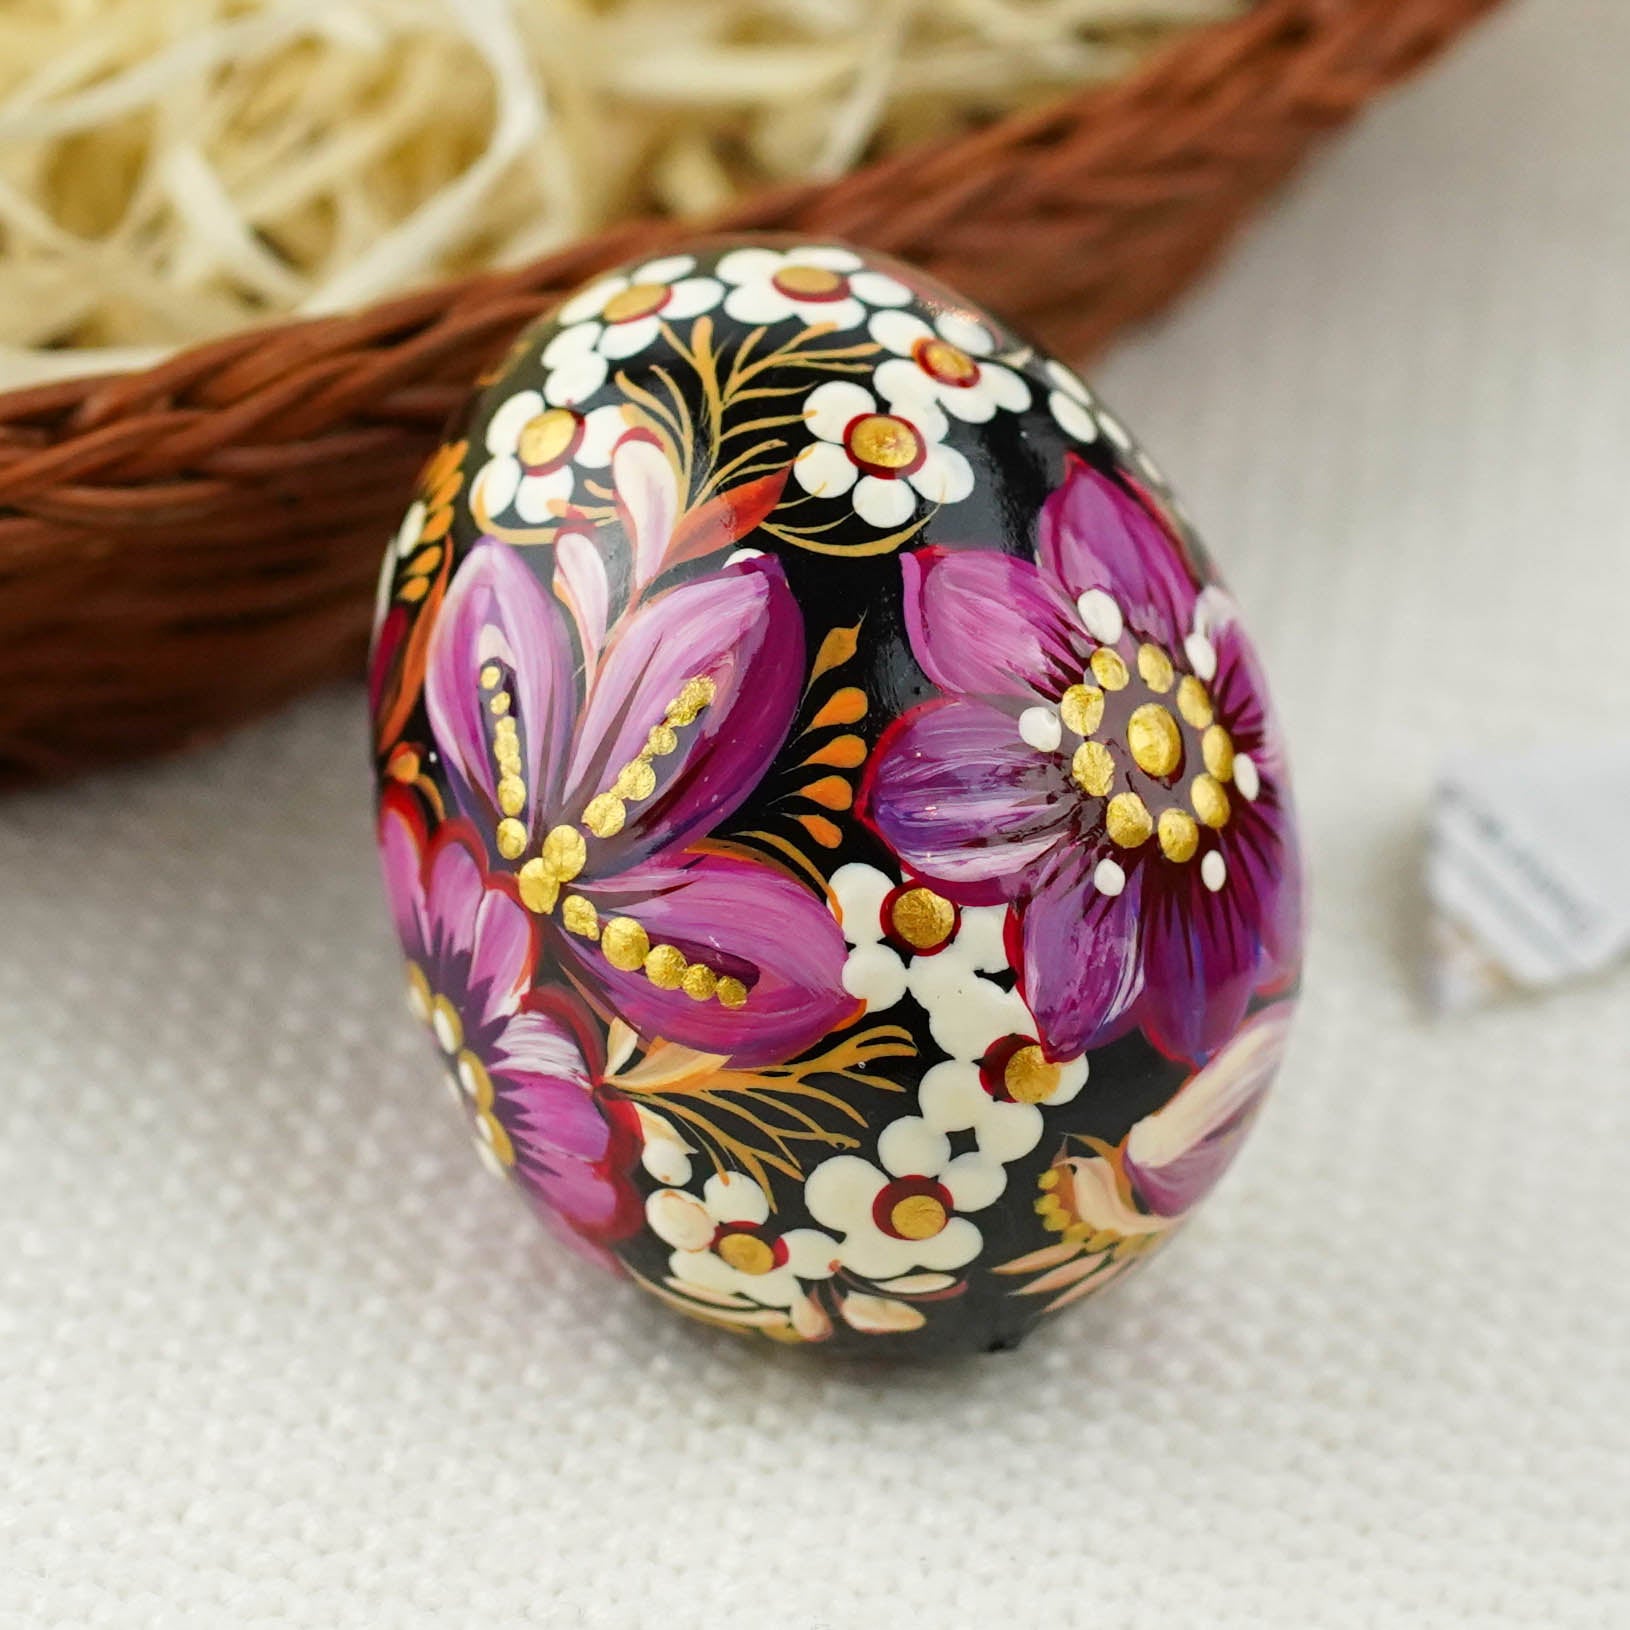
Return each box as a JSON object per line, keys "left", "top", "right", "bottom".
{"left": 0, "top": 0, "right": 1500, "bottom": 787}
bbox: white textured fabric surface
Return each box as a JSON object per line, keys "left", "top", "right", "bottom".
{"left": 4, "top": 4, "right": 1628, "bottom": 1624}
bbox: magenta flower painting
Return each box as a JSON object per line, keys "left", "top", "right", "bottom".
{"left": 859, "top": 456, "right": 1301, "bottom": 1065}
{"left": 424, "top": 536, "right": 857, "bottom": 1068}
{"left": 378, "top": 788, "right": 643, "bottom": 1254}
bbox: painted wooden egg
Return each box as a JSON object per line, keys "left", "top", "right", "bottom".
{"left": 369, "top": 238, "right": 1304, "bottom": 1356}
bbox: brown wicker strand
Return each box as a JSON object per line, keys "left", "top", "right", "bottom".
{"left": 0, "top": 0, "right": 1503, "bottom": 785}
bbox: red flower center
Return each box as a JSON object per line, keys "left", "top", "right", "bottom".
{"left": 601, "top": 281, "right": 671, "bottom": 323}
{"left": 911, "top": 335, "right": 981, "bottom": 388}
{"left": 843, "top": 413, "right": 926, "bottom": 479}
{"left": 772, "top": 264, "right": 850, "bottom": 302}
{"left": 874, "top": 1176, "right": 953, "bottom": 1240}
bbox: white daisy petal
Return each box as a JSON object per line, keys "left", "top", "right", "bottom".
{"left": 849, "top": 269, "right": 911, "bottom": 307}
{"left": 724, "top": 283, "right": 798, "bottom": 326}
{"left": 795, "top": 244, "right": 863, "bottom": 271}
{"left": 805, "top": 1156, "right": 886, "bottom": 1231}
{"left": 910, "top": 443, "right": 974, "bottom": 506}
{"left": 514, "top": 464, "right": 574, "bottom": 524}
{"left": 842, "top": 943, "right": 909, "bottom": 1012}
{"left": 936, "top": 381, "right": 997, "bottom": 424}
{"left": 542, "top": 321, "right": 599, "bottom": 367}
{"left": 803, "top": 379, "right": 875, "bottom": 441}
{"left": 804, "top": 295, "right": 865, "bottom": 332}
{"left": 543, "top": 350, "right": 608, "bottom": 407}
{"left": 877, "top": 1116, "right": 950, "bottom": 1180}
{"left": 576, "top": 403, "right": 628, "bottom": 467}
{"left": 596, "top": 313, "right": 659, "bottom": 360}
{"left": 1044, "top": 1056, "right": 1090, "bottom": 1108}
{"left": 646, "top": 1189, "right": 712, "bottom": 1251}
{"left": 1051, "top": 388, "right": 1100, "bottom": 443}
{"left": 853, "top": 474, "right": 916, "bottom": 529}
{"left": 1046, "top": 358, "right": 1092, "bottom": 404}
{"left": 936, "top": 311, "right": 992, "bottom": 354}
{"left": 982, "top": 362, "right": 1032, "bottom": 412}
{"left": 838, "top": 1227, "right": 924, "bottom": 1283}
{"left": 485, "top": 389, "right": 543, "bottom": 455}
{"left": 781, "top": 1229, "right": 840, "bottom": 1281}
{"left": 913, "top": 1215, "right": 982, "bottom": 1272}
{"left": 917, "top": 1061, "right": 987, "bottom": 1132}
{"left": 393, "top": 499, "right": 427, "bottom": 556}
{"left": 869, "top": 308, "right": 933, "bottom": 356}
{"left": 704, "top": 1170, "right": 770, "bottom": 1226}
{"left": 1076, "top": 588, "right": 1124, "bottom": 646}
{"left": 940, "top": 1152, "right": 1006, "bottom": 1212}
{"left": 793, "top": 439, "right": 859, "bottom": 499}
{"left": 632, "top": 253, "right": 694, "bottom": 283}
{"left": 1185, "top": 631, "right": 1218, "bottom": 682}
{"left": 662, "top": 276, "right": 724, "bottom": 320}
{"left": 977, "top": 1100, "right": 1044, "bottom": 1165}
{"left": 1018, "top": 705, "right": 1063, "bottom": 753}
{"left": 1098, "top": 409, "right": 1133, "bottom": 450}
{"left": 873, "top": 357, "right": 939, "bottom": 409}
{"left": 476, "top": 455, "right": 520, "bottom": 518}
{"left": 956, "top": 906, "right": 1010, "bottom": 974}
{"left": 830, "top": 862, "right": 894, "bottom": 946}
{"left": 715, "top": 246, "right": 783, "bottom": 285}
{"left": 559, "top": 276, "right": 625, "bottom": 325}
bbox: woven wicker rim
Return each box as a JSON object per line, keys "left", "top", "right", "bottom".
{"left": 0, "top": 0, "right": 1502, "bottom": 786}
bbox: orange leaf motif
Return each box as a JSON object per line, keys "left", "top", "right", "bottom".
{"left": 666, "top": 465, "right": 792, "bottom": 568}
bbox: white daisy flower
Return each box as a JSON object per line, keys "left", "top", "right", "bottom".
{"left": 793, "top": 380, "right": 973, "bottom": 529}
{"left": 870, "top": 307, "right": 1031, "bottom": 423}
{"left": 716, "top": 243, "right": 911, "bottom": 332}
{"left": 804, "top": 1117, "right": 992, "bottom": 1281}
{"left": 473, "top": 393, "right": 627, "bottom": 524}
{"left": 1045, "top": 358, "right": 1101, "bottom": 445}
{"left": 646, "top": 1171, "right": 838, "bottom": 1312}
{"left": 541, "top": 254, "right": 724, "bottom": 405}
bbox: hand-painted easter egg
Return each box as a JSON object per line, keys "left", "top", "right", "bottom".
{"left": 369, "top": 239, "right": 1303, "bottom": 1355}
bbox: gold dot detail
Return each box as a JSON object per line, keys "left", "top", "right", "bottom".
{"left": 774, "top": 264, "right": 845, "bottom": 298}
{"left": 847, "top": 414, "right": 923, "bottom": 471}
{"left": 646, "top": 724, "right": 678, "bottom": 757}
{"left": 488, "top": 693, "right": 511, "bottom": 717}
{"left": 716, "top": 976, "right": 749, "bottom": 1009}
{"left": 479, "top": 664, "right": 501, "bottom": 690}
{"left": 1106, "top": 791, "right": 1154, "bottom": 849}
{"left": 496, "top": 775, "right": 526, "bottom": 817}
{"left": 517, "top": 859, "right": 560, "bottom": 915}
{"left": 1004, "top": 1044, "right": 1060, "bottom": 1105}
{"left": 601, "top": 281, "right": 669, "bottom": 323}
{"left": 1058, "top": 683, "right": 1105, "bottom": 737}
{"left": 495, "top": 818, "right": 528, "bottom": 860}
{"left": 1072, "top": 740, "right": 1116, "bottom": 799}
{"left": 1090, "top": 647, "right": 1130, "bottom": 691}
{"left": 716, "top": 1233, "right": 777, "bottom": 1275}
{"left": 582, "top": 793, "right": 626, "bottom": 838}
{"left": 561, "top": 896, "right": 599, "bottom": 940}
{"left": 601, "top": 917, "right": 650, "bottom": 972}
{"left": 516, "top": 407, "right": 578, "bottom": 469}
{"left": 681, "top": 964, "right": 718, "bottom": 1002}
{"left": 890, "top": 887, "right": 955, "bottom": 949}
{"left": 643, "top": 944, "right": 687, "bottom": 990}
{"left": 1127, "top": 703, "right": 1183, "bottom": 779}
{"left": 540, "top": 825, "right": 587, "bottom": 883}
{"left": 1177, "top": 675, "right": 1214, "bottom": 730}
{"left": 1137, "top": 643, "right": 1175, "bottom": 693}
{"left": 1203, "top": 724, "right": 1235, "bottom": 782}
{"left": 1158, "top": 807, "right": 1200, "bottom": 864}
{"left": 890, "top": 1194, "right": 948, "bottom": 1241}
{"left": 1192, "top": 774, "right": 1232, "bottom": 829}
{"left": 666, "top": 675, "right": 717, "bottom": 727}
{"left": 614, "top": 758, "right": 657, "bottom": 801}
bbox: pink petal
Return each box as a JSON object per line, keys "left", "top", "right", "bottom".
{"left": 553, "top": 526, "right": 610, "bottom": 668}
{"left": 901, "top": 546, "right": 1085, "bottom": 705}
{"left": 1016, "top": 845, "right": 1145, "bottom": 1061}
{"left": 612, "top": 433, "right": 679, "bottom": 589}
{"left": 857, "top": 697, "right": 1072, "bottom": 905}
{"left": 425, "top": 538, "right": 576, "bottom": 833}
{"left": 561, "top": 847, "right": 858, "bottom": 1067}
{"left": 564, "top": 557, "right": 804, "bottom": 874}
{"left": 1037, "top": 458, "right": 1199, "bottom": 648}
{"left": 377, "top": 789, "right": 429, "bottom": 960}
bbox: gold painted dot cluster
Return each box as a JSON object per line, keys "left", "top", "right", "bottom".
{"left": 478, "top": 664, "right": 746, "bottom": 1011}
{"left": 1055, "top": 634, "right": 1237, "bottom": 868}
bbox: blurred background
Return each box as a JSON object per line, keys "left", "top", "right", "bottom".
{"left": 1, "top": 1, "right": 1626, "bottom": 1625}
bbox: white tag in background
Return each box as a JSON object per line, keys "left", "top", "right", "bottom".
{"left": 1427, "top": 743, "right": 1630, "bottom": 1012}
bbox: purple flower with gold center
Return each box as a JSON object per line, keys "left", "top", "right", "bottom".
{"left": 424, "top": 538, "right": 857, "bottom": 1066}
{"left": 858, "top": 457, "right": 1301, "bottom": 1064}
{"left": 377, "top": 788, "right": 643, "bottom": 1257}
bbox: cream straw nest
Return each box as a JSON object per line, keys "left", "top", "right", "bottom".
{"left": 0, "top": 0, "right": 1237, "bottom": 387}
